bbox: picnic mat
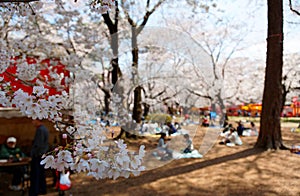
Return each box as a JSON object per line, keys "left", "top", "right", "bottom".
{"left": 172, "top": 149, "right": 203, "bottom": 159}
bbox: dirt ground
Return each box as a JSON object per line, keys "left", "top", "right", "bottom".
{"left": 3, "top": 121, "right": 300, "bottom": 196}
{"left": 51, "top": 121, "right": 300, "bottom": 196}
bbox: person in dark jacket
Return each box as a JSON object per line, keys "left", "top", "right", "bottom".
{"left": 29, "top": 120, "right": 49, "bottom": 196}
{"left": 166, "top": 122, "right": 177, "bottom": 135}
{"left": 236, "top": 121, "right": 245, "bottom": 136}
{"left": 0, "top": 137, "right": 26, "bottom": 191}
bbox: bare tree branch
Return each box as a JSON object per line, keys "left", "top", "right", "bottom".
{"left": 289, "top": 0, "right": 300, "bottom": 15}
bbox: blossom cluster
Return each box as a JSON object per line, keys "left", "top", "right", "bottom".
{"left": 0, "top": 40, "right": 13, "bottom": 74}
{"left": 0, "top": 63, "right": 147, "bottom": 179}
{"left": 0, "top": 77, "right": 66, "bottom": 120}
{"left": 90, "top": 0, "right": 115, "bottom": 14}
{"left": 0, "top": 0, "right": 115, "bottom": 16}
{"left": 42, "top": 123, "right": 145, "bottom": 180}
{"left": 0, "top": 0, "right": 147, "bottom": 180}
{"left": 0, "top": 49, "right": 147, "bottom": 180}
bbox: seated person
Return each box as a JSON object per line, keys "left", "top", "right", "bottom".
{"left": 166, "top": 122, "right": 177, "bottom": 135}
{"left": 242, "top": 121, "right": 259, "bottom": 136}
{"left": 201, "top": 115, "right": 209, "bottom": 127}
{"left": 249, "top": 122, "right": 258, "bottom": 135}
{"left": 174, "top": 122, "right": 181, "bottom": 130}
{"left": 182, "top": 134, "right": 193, "bottom": 153}
{"left": 291, "top": 123, "right": 300, "bottom": 133}
{"left": 222, "top": 123, "right": 233, "bottom": 134}
{"left": 236, "top": 121, "right": 245, "bottom": 136}
{"left": 153, "top": 133, "right": 173, "bottom": 160}
{"left": 183, "top": 114, "right": 190, "bottom": 125}
{"left": 223, "top": 120, "right": 229, "bottom": 128}
{"left": 0, "top": 137, "right": 26, "bottom": 191}
{"left": 220, "top": 127, "right": 243, "bottom": 146}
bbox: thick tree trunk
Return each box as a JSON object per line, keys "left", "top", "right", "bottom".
{"left": 255, "top": 0, "right": 286, "bottom": 150}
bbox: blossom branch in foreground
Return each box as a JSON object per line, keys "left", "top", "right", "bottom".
{"left": 41, "top": 127, "right": 146, "bottom": 180}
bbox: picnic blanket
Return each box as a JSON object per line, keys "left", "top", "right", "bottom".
{"left": 172, "top": 149, "right": 203, "bottom": 159}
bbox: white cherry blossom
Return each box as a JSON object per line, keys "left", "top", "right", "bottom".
{"left": 40, "top": 155, "right": 55, "bottom": 169}
{"left": 107, "top": 166, "right": 121, "bottom": 180}
{"left": 70, "top": 159, "right": 90, "bottom": 173}
{"left": 57, "top": 150, "right": 73, "bottom": 163}
{"left": 130, "top": 154, "right": 142, "bottom": 169}
{"left": 33, "top": 86, "right": 48, "bottom": 97}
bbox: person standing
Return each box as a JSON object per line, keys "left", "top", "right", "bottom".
{"left": 29, "top": 119, "right": 49, "bottom": 196}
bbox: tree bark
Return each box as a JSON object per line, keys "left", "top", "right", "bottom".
{"left": 132, "top": 85, "right": 142, "bottom": 123}
{"left": 102, "top": 1, "right": 120, "bottom": 113}
{"left": 142, "top": 102, "right": 150, "bottom": 118}
{"left": 255, "top": 0, "right": 286, "bottom": 150}
{"left": 131, "top": 26, "right": 142, "bottom": 123}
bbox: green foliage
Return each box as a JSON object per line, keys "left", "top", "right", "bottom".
{"left": 145, "top": 113, "right": 172, "bottom": 124}
{"left": 281, "top": 117, "right": 300, "bottom": 123}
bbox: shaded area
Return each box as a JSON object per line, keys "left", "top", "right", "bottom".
{"left": 91, "top": 148, "right": 264, "bottom": 194}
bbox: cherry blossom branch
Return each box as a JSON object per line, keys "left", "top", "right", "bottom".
{"left": 4, "top": 70, "right": 34, "bottom": 87}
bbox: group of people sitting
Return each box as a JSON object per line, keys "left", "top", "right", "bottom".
{"left": 237, "top": 121, "right": 258, "bottom": 137}
{"left": 140, "top": 121, "right": 180, "bottom": 136}
{"left": 219, "top": 121, "right": 258, "bottom": 147}
{"left": 153, "top": 120, "right": 260, "bottom": 158}
{"left": 153, "top": 132, "right": 194, "bottom": 161}
{"left": 219, "top": 126, "right": 243, "bottom": 146}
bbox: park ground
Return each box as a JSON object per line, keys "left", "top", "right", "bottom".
{"left": 54, "top": 120, "right": 300, "bottom": 196}
{"left": 3, "top": 120, "right": 300, "bottom": 196}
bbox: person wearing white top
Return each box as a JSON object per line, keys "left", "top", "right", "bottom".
{"left": 220, "top": 128, "right": 243, "bottom": 146}
{"left": 242, "top": 121, "right": 258, "bottom": 136}
{"left": 227, "top": 130, "right": 243, "bottom": 146}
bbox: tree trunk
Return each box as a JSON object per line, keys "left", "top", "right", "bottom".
{"left": 143, "top": 102, "right": 150, "bottom": 118}
{"left": 115, "top": 27, "right": 142, "bottom": 139}
{"left": 281, "top": 83, "right": 288, "bottom": 115}
{"left": 217, "top": 93, "right": 227, "bottom": 126}
{"left": 110, "top": 16, "right": 120, "bottom": 86}
{"left": 255, "top": 0, "right": 286, "bottom": 150}
{"left": 102, "top": 1, "right": 121, "bottom": 113}
{"left": 132, "top": 85, "right": 142, "bottom": 123}
{"left": 103, "top": 90, "right": 111, "bottom": 115}
{"left": 131, "top": 27, "right": 142, "bottom": 123}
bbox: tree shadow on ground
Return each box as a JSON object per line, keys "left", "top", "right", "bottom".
{"left": 95, "top": 147, "right": 265, "bottom": 194}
